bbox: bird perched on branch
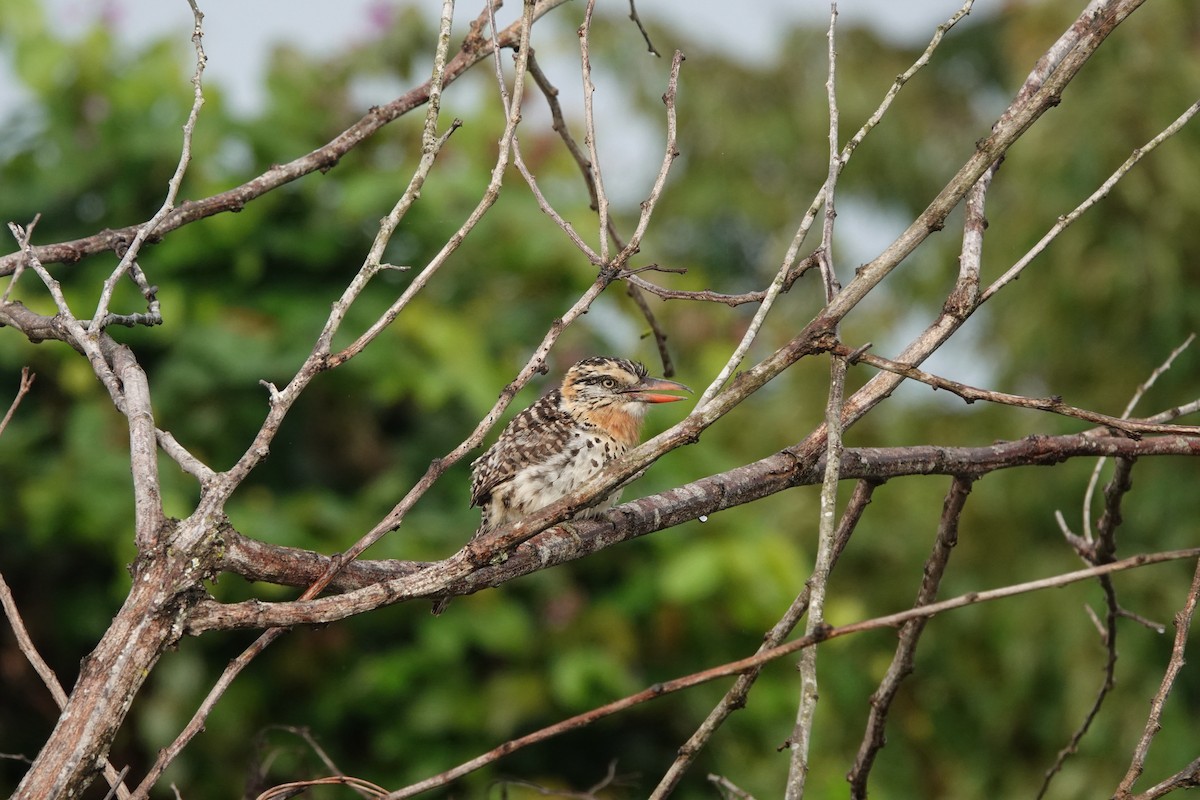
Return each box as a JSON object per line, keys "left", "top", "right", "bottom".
{"left": 433, "top": 356, "right": 690, "bottom": 613}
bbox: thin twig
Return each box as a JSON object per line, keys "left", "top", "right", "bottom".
{"left": 524, "top": 52, "right": 601, "bottom": 219}
{"left": 841, "top": 0, "right": 975, "bottom": 161}
{"left": 1082, "top": 334, "right": 1195, "bottom": 539}
{"left": 99, "top": 767, "right": 131, "bottom": 800}
{"left": 255, "top": 776, "right": 388, "bottom": 800}
{"left": 154, "top": 427, "right": 215, "bottom": 482}
{"left": 708, "top": 773, "right": 758, "bottom": 800}
{"left": 1043, "top": 339, "right": 1200, "bottom": 797}
{"left": 515, "top": 52, "right": 601, "bottom": 262}
{"left": 627, "top": 0, "right": 660, "bottom": 56}
{"left": 88, "top": 0, "right": 207, "bottom": 335}
{"left": 616, "top": 50, "right": 686, "bottom": 375}
{"left": 0, "top": 0, "right": 574, "bottom": 278}
{"left": 1118, "top": 607, "right": 1166, "bottom": 635}
{"left": 1129, "top": 757, "right": 1200, "bottom": 800}
{"left": 7, "top": 222, "right": 123, "bottom": 402}
{"left": 817, "top": 1, "right": 841, "bottom": 303}
{"left": 316, "top": 118, "right": 461, "bottom": 369}
{"left": 618, "top": 50, "right": 684, "bottom": 261}
{"left": 0, "top": 212, "right": 38, "bottom": 301}
{"left": 382, "top": 547, "right": 1200, "bottom": 799}
{"left": 579, "top": 0, "right": 611, "bottom": 262}
{"left": 649, "top": 480, "right": 875, "bottom": 798}
{"left": 849, "top": 476, "right": 972, "bottom": 798}
{"left": 836, "top": 344, "right": 1200, "bottom": 437}
{"left": 621, "top": 273, "right": 770, "bottom": 306}
{"left": 516, "top": 49, "right": 685, "bottom": 375}
{"left": 0, "top": 366, "right": 34, "bottom": 439}
{"left": 981, "top": 99, "right": 1200, "bottom": 304}
{"left": 787, "top": 7, "right": 842, "bottom": 795}
{"left": 251, "top": 725, "right": 377, "bottom": 800}
{"left": 823, "top": 0, "right": 1150, "bottom": 438}
{"left": 1045, "top": 460, "right": 1131, "bottom": 799}
{"left": 695, "top": 0, "right": 972, "bottom": 409}
{"left": 486, "top": 760, "right": 627, "bottom": 798}
{"left": 1114, "top": 557, "right": 1200, "bottom": 798}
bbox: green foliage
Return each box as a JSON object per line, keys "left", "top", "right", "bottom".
{"left": 2, "top": 1, "right": 1200, "bottom": 798}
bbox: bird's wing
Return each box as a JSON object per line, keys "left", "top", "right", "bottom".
{"left": 469, "top": 390, "right": 574, "bottom": 507}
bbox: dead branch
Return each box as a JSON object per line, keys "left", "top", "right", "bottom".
{"left": 1038, "top": 457, "right": 1131, "bottom": 797}
{"left": 0, "top": 0, "right": 572, "bottom": 278}
{"left": 837, "top": 344, "right": 1200, "bottom": 437}
{"left": 1114, "top": 557, "right": 1200, "bottom": 798}
{"left": 650, "top": 480, "right": 876, "bottom": 798}
{"left": 0, "top": 366, "right": 34, "bottom": 439}
{"left": 381, "top": 547, "right": 1200, "bottom": 799}
{"left": 849, "top": 476, "right": 972, "bottom": 798}
{"left": 191, "top": 433, "right": 1200, "bottom": 633}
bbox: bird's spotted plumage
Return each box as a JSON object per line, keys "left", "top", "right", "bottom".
{"left": 433, "top": 357, "right": 687, "bottom": 613}
{"left": 469, "top": 357, "right": 690, "bottom": 533}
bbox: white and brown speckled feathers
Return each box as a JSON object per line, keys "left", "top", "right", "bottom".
{"left": 468, "top": 357, "right": 690, "bottom": 534}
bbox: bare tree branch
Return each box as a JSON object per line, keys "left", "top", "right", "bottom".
{"left": 4, "top": 1, "right": 1192, "bottom": 797}
{"left": 1129, "top": 757, "right": 1200, "bottom": 800}
{"left": 828, "top": 0, "right": 1149, "bottom": 439}
{"left": 696, "top": 0, "right": 975, "bottom": 409}
{"left": 1083, "top": 334, "right": 1195, "bottom": 538}
{"left": 190, "top": 432, "right": 1200, "bottom": 633}
{"left": 515, "top": 47, "right": 685, "bottom": 376}
{"left": 380, "top": 547, "right": 1200, "bottom": 799}
{"left": 247, "top": 725, "right": 378, "bottom": 800}
{"left": 836, "top": 344, "right": 1200, "bottom": 437}
{"left": 980, "top": 98, "right": 1200, "bottom": 304}
{"left": 87, "top": 0, "right": 207, "bottom": 336}
{"left": 787, "top": 7, "right": 844, "bottom": 793}
{"left": 254, "top": 775, "right": 388, "bottom": 800}
{"left": 0, "top": 366, "right": 34, "bottom": 439}
{"left": 626, "top": 0, "right": 660, "bottom": 56}
{"left": 1114, "top": 557, "right": 1200, "bottom": 798}
{"left": 849, "top": 476, "right": 972, "bottom": 798}
{"left": 1038, "top": 457, "right": 1131, "bottom": 797}
{"left": 1041, "top": 337, "right": 1196, "bottom": 795}
{"left": 708, "top": 773, "right": 758, "bottom": 800}
{"left": 0, "top": 0, "right": 572, "bottom": 278}
{"left": 579, "top": 0, "right": 611, "bottom": 262}
{"left": 650, "top": 480, "right": 876, "bottom": 798}
{"left": 6, "top": 222, "right": 124, "bottom": 402}
{"left": 127, "top": 0, "right": 475, "bottom": 791}
{"left": 516, "top": 51, "right": 602, "bottom": 262}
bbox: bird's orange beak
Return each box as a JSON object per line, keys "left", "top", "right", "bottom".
{"left": 623, "top": 376, "right": 692, "bottom": 404}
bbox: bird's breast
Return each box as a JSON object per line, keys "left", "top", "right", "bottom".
{"left": 496, "top": 428, "right": 629, "bottom": 521}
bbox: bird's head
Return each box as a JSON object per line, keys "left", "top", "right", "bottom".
{"left": 560, "top": 357, "right": 691, "bottom": 417}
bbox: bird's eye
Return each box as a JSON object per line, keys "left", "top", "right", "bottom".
{"left": 601, "top": 378, "right": 617, "bottom": 389}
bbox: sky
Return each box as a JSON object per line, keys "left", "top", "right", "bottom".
{"left": 3, "top": 0, "right": 990, "bottom": 117}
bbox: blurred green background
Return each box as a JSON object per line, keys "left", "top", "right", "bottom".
{"left": 1, "top": 0, "right": 1199, "bottom": 797}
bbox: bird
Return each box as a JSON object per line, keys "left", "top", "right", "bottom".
{"left": 433, "top": 356, "right": 690, "bottom": 613}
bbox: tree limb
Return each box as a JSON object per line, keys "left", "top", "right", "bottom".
{"left": 0, "top": 0, "right": 571, "bottom": 278}
{"left": 192, "top": 433, "right": 1200, "bottom": 633}
{"left": 380, "top": 547, "right": 1200, "bottom": 799}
